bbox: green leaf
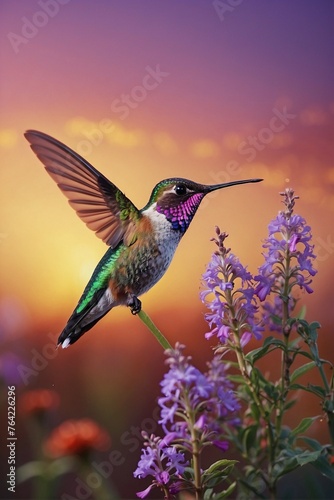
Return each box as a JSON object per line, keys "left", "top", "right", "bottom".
{"left": 49, "top": 457, "right": 75, "bottom": 477}
{"left": 312, "top": 454, "right": 334, "bottom": 481}
{"left": 289, "top": 383, "right": 327, "bottom": 398}
{"left": 296, "top": 449, "right": 322, "bottom": 466}
{"left": 204, "top": 459, "right": 237, "bottom": 476}
{"left": 273, "top": 456, "right": 299, "bottom": 479}
{"left": 203, "top": 461, "right": 237, "bottom": 489}
{"left": 249, "top": 366, "right": 269, "bottom": 385}
{"left": 308, "top": 383, "right": 328, "bottom": 398}
{"left": 298, "top": 319, "right": 321, "bottom": 330}
{"left": 272, "top": 448, "right": 321, "bottom": 480}
{"left": 245, "top": 344, "right": 272, "bottom": 363}
{"left": 17, "top": 461, "right": 45, "bottom": 482}
{"left": 290, "top": 361, "right": 316, "bottom": 383}
{"left": 298, "top": 305, "right": 307, "bottom": 319}
{"left": 310, "top": 321, "right": 321, "bottom": 331}
{"left": 263, "top": 382, "right": 279, "bottom": 401}
{"left": 298, "top": 436, "right": 324, "bottom": 451}
{"left": 204, "top": 482, "right": 237, "bottom": 499}
{"left": 290, "top": 417, "right": 318, "bottom": 439}
{"left": 294, "top": 349, "right": 313, "bottom": 360}
{"left": 182, "top": 466, "right": 195, "bottom": 480}
{"left": 226, "top": 361, "right": 240, "bottom": 370}
{"left": 245, "top": 336, "right": 287, "bottom": 363}
{"left": 269, "top": 338, "right": 287, "bottom": 348}
{"left": 249, "top": 401, "right": 261, "bottom": 421}
{"left": 238, "top": 478, "right": 267, "bottom": 498}
{"left": 298, "top": 320, "right": 321, "bottom": 342}
{"left": 18, "top": 457, "right": 79, "bottom": 483}
{"left": 241, "top": 425, "right": 258, "bottom": 454}
{"left": 263, "top": 336, "right": 287, "bottom": 349}
{"left": 263, "top": 335, "right": 277, "bottom": 347}
{"left": 203, "top": 488, "right": 214, "bottom": 499}
{"left": 322, "top": 358, "right": 334, "bottom": 368}
{"left": 204, "top": 472, "right": 229, "bottom": 488}
{"left": 228, "top": 374, "right": 245, "bottom": 384}
{"left": 283, "top": 398, "right": 297, "bottom": 411}
{"left": 213, "top": 481, "right": 237, "bottom": 499}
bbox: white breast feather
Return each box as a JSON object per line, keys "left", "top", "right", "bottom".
{"left": 142, "top": 203, "right": 182, "bottom": 275}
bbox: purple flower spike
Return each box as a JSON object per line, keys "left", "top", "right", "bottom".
{"left": 159, "top": 344, "right": 240, "bottom": 437}
{"left": 134, "top": 431, "right": 188, "bottom": 498}
{"left": 201, "top": 228, "right": 262, "bottom": 346}
{"left": 256, "top": 188, "right": 317, "bottom": 303}
{"left": 134, "top": 344, "right": 240, "bottom": 497}
{"left": 255, "top": 189, "right": 317, "bottom": 335}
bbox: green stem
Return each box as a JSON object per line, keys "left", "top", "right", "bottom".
{"left": 307, "top": 338, "right": 334, "bottom": 445}
{"left": 233, "top": 332, "right": 277, "bottom": 494}
{"left": 224, "top": 285, "right": 277, "bottom": 494}
{"left": 311, "top": 342, "right": 331, "bottom": 395}
{"left": 183, "top": 392, "right": 202, "bottom": 499}
{"left": 225, "top": 289, "right": 268, "bottom": 422}
{"left": 35, "top": 465, "right": 51, "bottom": 500}
{"left": 137, "top": 309, "right": 172, "bottom": 350}
{"left": 318, "top": 360, "right": 332, "bottom": 395}
{"left": 192, "top": 440, "right": 202, "bottom": 500}
{"left": 79, "top": 458, "right": 120, "bottom": 500}
{"left": 276, "top": 248, "right": 293, "bottom": 440}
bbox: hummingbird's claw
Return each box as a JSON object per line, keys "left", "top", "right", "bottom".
{"left": 127, "top": 295, "right": 142, "bottom": 315}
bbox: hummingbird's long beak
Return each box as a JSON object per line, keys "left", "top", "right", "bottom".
{"left": 206, "top": 178, "right": 263, "bottom": 193}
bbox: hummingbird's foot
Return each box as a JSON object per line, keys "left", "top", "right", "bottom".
{"left": 127, "top": 295, "right": 141, "bottom": 315}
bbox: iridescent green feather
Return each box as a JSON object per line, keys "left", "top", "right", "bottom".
{"left": 75, "top": 245, "right": 122, "bottom": 314}
{"left": 141, "top": 179, "right": 171, "bottom": 210}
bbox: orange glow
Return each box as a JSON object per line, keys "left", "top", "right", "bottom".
{"left": 1, "top": 115, "right": 333, "bottom": 327}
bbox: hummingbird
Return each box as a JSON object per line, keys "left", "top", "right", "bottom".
{"left": 25, "top": 130, "right": 262, "bottom": 348}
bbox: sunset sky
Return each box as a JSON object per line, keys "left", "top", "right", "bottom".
{"left": 0, "top": 1, "right": 333, "bottom": 497}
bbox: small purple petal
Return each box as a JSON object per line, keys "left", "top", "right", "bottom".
{"left": 213, "top": 440, "right": 229, "bottom": 451}
{"left": 157, "top": 470, "right": 169, "bottom": 484}
{"left": 136, "top": 484, "right": 153, "bottom": 498}
{"left": 240, "top": 331, "right": 252, "bottom": 347}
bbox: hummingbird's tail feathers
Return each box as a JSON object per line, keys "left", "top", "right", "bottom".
{"left": 58, "top": 312, "right": 109, "bottom": 348}
{"left": 57, "top": 288, "right": 111, "bottom": 348}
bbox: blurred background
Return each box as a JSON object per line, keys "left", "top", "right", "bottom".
{"left": 0, "top": 1, "right": 333, "bottom": 498}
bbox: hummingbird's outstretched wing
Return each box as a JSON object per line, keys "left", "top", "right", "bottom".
{"left": 24, "top": 130, "right": 140, "bottom": 248}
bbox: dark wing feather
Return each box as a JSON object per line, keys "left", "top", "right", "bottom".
{"left": 24, "top": 130, "right": 140, "bottom": 247}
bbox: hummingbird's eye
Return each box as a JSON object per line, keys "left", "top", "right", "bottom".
{"left": 174, "top": 184, "right": 187, "bottom": 196}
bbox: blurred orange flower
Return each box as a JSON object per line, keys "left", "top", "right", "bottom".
{"left": 20, "top": 389, "right": 60, "bottom": 416}
{"left": 44, "top": 419, "right": 111, "bottom": 457}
